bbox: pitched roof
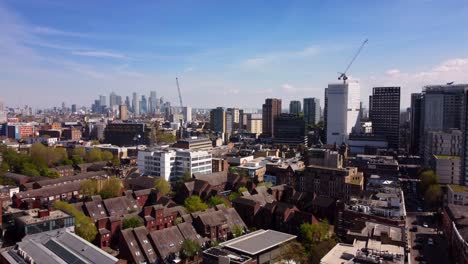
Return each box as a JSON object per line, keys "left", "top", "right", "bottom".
{"left": 120, "top": 229, "right": 146, "bottom": 264}
{"left": 102, "top": 195, "right": 139, "bottom": 218}
{"left": 133, "top": 227, "right": 157, "bottom": 263}
{"left": 150, "top": 226, "right": 184, "bottom": 259}
{"left": 193, "top": 171, "right": 228, "bottom": 187}
{"left": 14, "top": 181, "right": 82, "bottom": 200}
{"left": 84, "top": 200, "right": 108, "bottom": 222}
{"left": 177, "top": 222, "right": 204, "bottom": 246}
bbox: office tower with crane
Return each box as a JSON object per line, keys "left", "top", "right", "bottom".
{"left": 325, "top": 39, "right": 367, "bottom": 145}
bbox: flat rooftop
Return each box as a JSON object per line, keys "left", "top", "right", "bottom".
{"left": 449, "top": 184, "right": 468, "bottom": 193}
{"left": 220, "top": 229, "right": 296, "bottom": 256}
{"left": 16, "top": 209, "right": 71, "bottom": 225}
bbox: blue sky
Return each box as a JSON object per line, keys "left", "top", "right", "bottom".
{"left": 1, "top": 0, "right": 468, "bottom": 109}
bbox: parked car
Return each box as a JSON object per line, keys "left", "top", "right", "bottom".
{"left": 427, "top": 238, "right": 434, "bottom": 245}
{"left": 423, "top": 222, "right": 429, "bottom": 228}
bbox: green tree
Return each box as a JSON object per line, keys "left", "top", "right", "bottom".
{"left": 101, "top": 151, "right": 114, "bottom": 161}
{"left": 208, "top": 196, "right": 230, "bottom": 208}
{"left": 91, "top": 140, "right": 100, "bottom": 145}
{"left": 280, "top": 241, "right": 308, "bottom": 264}
{"left": 86, "top": 148, "right": 102, "bottom": 162}
{"left": 72, "top": 147, "right": 87, "bottom": 159}
{"left": 257, "top": 182, "right": 272, "bottom": 188}
{"left": 425, "top": 184, "right": 442, "bottom": 207}
{"left": 228, "top": 192, "right": 241, "bottom": 201}
{"left": 154, "top": 178, "right": 171, "bottom": 196}
{"left": 153, "top": 130, "right": 177, "bottom": 144}
{"left": 300, "top": 220, "right": 330, "bottom": 245}
{"left": 232, "top": 224, "right": 244, "bottom": 238}
{"left": 80, "top": 179, "right": 99, "bottom": 198}
{"left": 184, "top": 196, "right": 208, "bottom": 213}
{"left": 122, "top": 217, "right": 143, "bottom": 229}
{"left": 99, "top": 177, "right": 122, "bottom": 199}
{"left": 111, "top": 157, "right": 121, "bottom": 167}
{"left": 53, "top": 201, "right": 97, "bottom": 242}
{"left": 238, "top": 186, "right": 248, "bottom": 193}
{"left": 180, "top": 239, "right": 201, "bottom": 260}
{"left": 174, "top": 217, "right": 183, "bottom": 225}
{"left": 420, "top": 170, "right": 438, "bottom": 193}
{"left": 72, "top": 155, "right": 84, "bottom": 165}
{"left": 307, "top": 239, "right": 337, "bottom": 264}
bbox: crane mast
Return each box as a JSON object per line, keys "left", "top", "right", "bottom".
{"left": 176, "top": 77, "right": 183, "bottom": 109}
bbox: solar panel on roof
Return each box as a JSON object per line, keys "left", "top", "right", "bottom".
{"left": 44, "top": 240, "right": 87, "bottom": 264}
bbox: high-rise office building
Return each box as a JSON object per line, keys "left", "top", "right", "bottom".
{"left": 369, "top": 87, "right": 401, "bottom": 150}
{"left": 183, "top": 106, "right": 192, "bottom": 123}
{"left": 410, "top": 93, "right": 422, "bottom": 155}
{"left": 149, "top": 91, "right": 157, "bottom": 114}
{"left": 119, "top": 105, "right": 128, "bottom": 121}
{"left": 273, "top": 114, "right": 307, "bottom": 146}
{"left": 303, "top": 98, "right": 320, "bottom": 125}
{"left": 116, "top": 95, "right": 122, "bottom": 106}
{"left": 458, "top": 87, "right": 468, "bottom": 185}
{"left": 246, "top": 113, "right": 262, "bottom": 135}
{"left": 226, "top": 111, "right": 234, "bottom": 134}
{"left": 289, "top": 100, "right": 301, "bottom": 115}
{"left": 140, "top": 95, "right": 147, "bottom": 114}
{"left": 210, "top": 107, "right": 226, "bottom": 133}
{"left": 262, "top": 98, "right": 282, "bottom": 137}
{"left": 109, "top": 92, "right": 118, "bottom": 108}
{"left": 132, "top": 92, "right": 140, "bottom": 116}
{"left": 325, "top": 82, "right": 360, "bottom": 145}
{"left": 419, "top": 84, "right": 468, "bottom": 156}
{"left": 99, "top": 95, "right": 106, "bottom": 108}
{"left": 125, "top": 96, "right": 131, "bottom": 111}
{"left": 227, "top": 108, "right": 240, "bottom": 124}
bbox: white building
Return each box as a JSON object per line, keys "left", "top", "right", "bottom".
{"left": 326, "top": 81, "right": 360, "bottom": 145}
{"left": 433, "top": 155, "right": 461, "bottom": 185}
{"left": 138, "top": 147, "right": 212, "bottom": 182}
{"left": 183, "top": 106, "right": 192, "bottom": 123}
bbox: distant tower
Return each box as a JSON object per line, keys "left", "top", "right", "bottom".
{"left": 262, "top": 98, "right": 282, "bottom": 137}
{"left": 119, "top": 105, "right": 128, "bottom": 121}
{"left": 183, "top": 106, "right": 192, "bottom": 123}
{"left": 289, "top": 100, "right": 301, "bottom": 115}
{"left": 132, "top": 93, "right": 140, "bottom": 117}
{"left": 303, "top": 98, "right": 320, "bottom": 125}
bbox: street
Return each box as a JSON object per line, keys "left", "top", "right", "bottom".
{"left": 402, "top": 180, "right": 450, "bottom": 264}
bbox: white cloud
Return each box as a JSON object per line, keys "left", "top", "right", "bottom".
{"left": 240, "top": 45, "right": 320, "bottom": 70}
{"left": 31, "top": 26, "right": 91, "bottom": 38}
{"left": 385, "top": 69, "right": 401, "bottom": 76}
{"left": 282, "top": 83, "right": 296, "bottom": 93}
{"left": 72, "top": 50, "right": 128, "bottom": 59}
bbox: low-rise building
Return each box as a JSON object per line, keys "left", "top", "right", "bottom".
{"left": 442, "top": 204, "right": 468, "bottom": 264}
{"left": 0, "top": 228, "right": 118, "bottom": 264}
{"left": 138, "top": 147, "right": 212, "bottom": 182}
{"left": 304, "top": 148, "right": 343, "bottom": 168}
{"left": 173, "top": 137, "right": 213, "bottom": 151}
{"left": 203, "top": 229, "right": 296, "bottom": 264}
{"left": 14, "top": 208, "right": 75, "bottom": 236}
{"left": 447, "top": 185, "right": 468, "bottom": 206}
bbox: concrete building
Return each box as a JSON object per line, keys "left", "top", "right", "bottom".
{"left": 433, "top": 155, "right": 461, "bottom": 185}
{"left": 138, "top": 147, "right": 212, "bottom": 182}
{"left": 447, "top": 185, "right": 468, "bottom": 206}
{"left": 325, "top": 82, "right": 360, "bottom": 145}
{"left": 410, "top": 93, "right": 422, "bottom": 155}
{"left": 442, "top": 204, "right": 468, "bottom": 264}
{"left": 272, "top": 114, "right": 307, "bottom": 146}
{"left": 298, "top": 166, "right": 364, "bottom": 199}
{"left": 246, "top": 113, "right": 262, "bottom": 136}
{"left": 210, "top": 107, "right": 226, "bottom": 133}
{"left": 303, "top": 97, "right": 320, "bottom": 125}
{"left": 424, "top": 130, "right": 462, "bottom": 166}
{"left": 104, "top": 123, "right": 151, "bottom": 146}
{"left": 132, "top": 92, "right": 140, "bottom": 116}
{"left": 305, "top": 148, "right": 343, "bottom": 168}
{"left": 203, "top": 229, "right": 296, "bottom": 264}
{"left": 289, "top": 100, "right": 301, "bottom": 115}
{"left": 183, "top": 106, "right": 192, "bottom": 122}
{"left": 119, "top": 104, "right": 128, "bottom": 121}
{"left": 173, "top": 137, "right": 213, "bottom": 151}
{"left": 262, "top": 98, "right": 282, "bottom": 137}
{"left": 369, "top": 87, "right": 400, "bottom": 150}
{"left": 1, "top": 228, "right": 118, "bottom": 264}
{"left": 149, "top": 90, "right": 157, "bottom": 114}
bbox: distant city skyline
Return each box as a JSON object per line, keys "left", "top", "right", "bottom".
{"left": 1, "top": 1, "right": 468, "bottom": 109}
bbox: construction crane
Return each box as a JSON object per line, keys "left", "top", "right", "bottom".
{"left": 176, "top": 77, "right": 183, "bottom": 109}
{"left": 338, "top": 39, "right": 368, "bottom": 83}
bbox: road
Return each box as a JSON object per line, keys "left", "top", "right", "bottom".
{"left": 402, "top": 180, "right": 450, "bottom": 264}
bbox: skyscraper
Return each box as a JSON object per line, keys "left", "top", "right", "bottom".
{"left": 325, "top": 82, "right": 360, "bottom": 145}
{"left": 303, "top": 98, "right": 320, "bottom": 125}
{"left": 410, "top": 93, "right": 422, "bottom": 155}
{"left": 149, "top": 91, "right": 157, "bottom": 114}
{"left": 183, "top": 106, "right": 192, "bottom": 123}
{"left": 140, "top": 95, "right": 147, "bottom": 114}
{"left": 125, "top": 96, "right": 131, "bottom": 111}
{"left": 71, "top": 104, "right": 77, "bottom": 113}
{"left": 210, "top": 107, "right": 226, "bottom": 133}
{"left": 132, "top": 93, "right": 140, "bottom": 116}
{"left": 262, "top": 98, "right": 282, "bottom": 137}
{"left": 289, "top": 100, "right": 301, "bottom": 115}
{"left": 109, "top": 92, "right": 118, "bottom": 108}
{"left": 369, "top": 87, "right": 401, "bottom": 150}
{"left": 99, "top": 95, "right": 106, "bottom": 108}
